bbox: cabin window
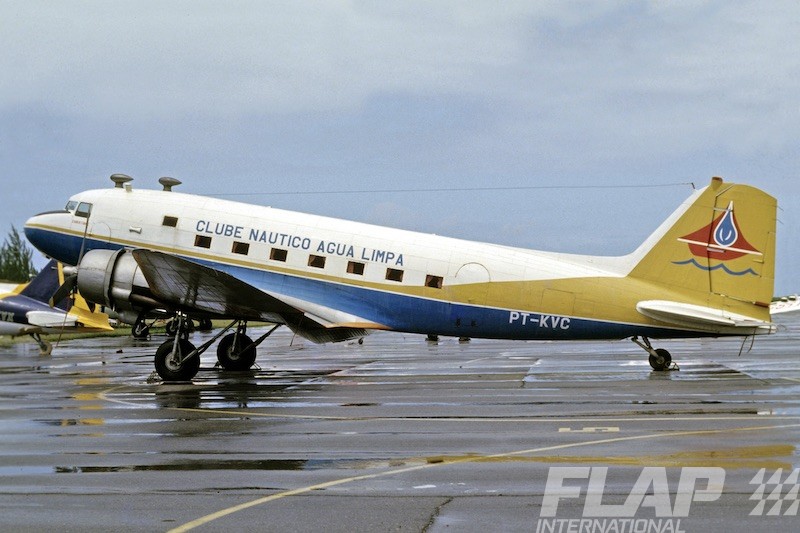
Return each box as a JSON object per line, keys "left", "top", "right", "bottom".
{"left": 194, "top": 235, "right": 212, "bottom": 248}
{"left": 75, "top": 202, "right": 92, "bottom": 218}
{"left": 386, "top": 268, "right": 404, "bottom": 282}
{"left": 232, "top": 241, "right": 249, "bottom": 255}
{"left": 308, "top": 254, "right": 326, "bottom": 268}
{"left": 270, "top": 248, "right": 288, "bottom": 262}
{"left": 162, "top": 216, "right": 179, "bottom": 227}
{"left": 65, "top": 200, "right": 78, "bottom": 213}
{"left": 347, "top": 261, "right": 365, "bottom": 275}
{"left": 425, "top": 275, "right": 443, "bottom": 289}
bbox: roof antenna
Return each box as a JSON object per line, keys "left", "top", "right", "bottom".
{"left": 110, "top": 174, "right": 133, "bottom": 188}
{"left": 159, "top": 176, "right": 182, "bottom": 192}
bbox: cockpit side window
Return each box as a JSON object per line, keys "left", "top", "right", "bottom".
{"left": 75, "top": 202, "right": 92, "bottom": 219}
{"left": 65, "top": 200, "right": 78, "bottom": 213}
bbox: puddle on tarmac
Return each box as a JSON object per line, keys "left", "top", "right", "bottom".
{"left": 50, "top": 457, "right": 401, "bottom": 474}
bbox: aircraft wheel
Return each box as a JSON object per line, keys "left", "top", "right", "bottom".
{"left": 165, "top": 319, "right": 179, "bottom": 337}
{"left": 649, "top": 348, "right": 672, "bottom": 371}
{"left": 197, "top": 318, "right": 213, "bottom": 331}
{"left": 216, "top": 333, "right": 257, "bottom": 370}
{"left": 131, "top": 319, "right": 150, "bottom": 339}
{"left": 155, "top": 339, "right": 200, "bottom": 381}
{"left": 166, "top": 319, "right": 193, "bottom": 339}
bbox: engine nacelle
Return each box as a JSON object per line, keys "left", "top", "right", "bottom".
{"left": 76, "top": 249, "right": 160, "bottom": 314}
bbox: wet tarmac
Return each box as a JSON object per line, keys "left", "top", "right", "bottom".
{"left": 1, "top": 315, "right": 799, "bottom": 532}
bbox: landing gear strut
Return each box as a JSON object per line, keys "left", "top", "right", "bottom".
{"left": 631, "top": 336, "right": 678, "bottom": 371}
{"left": 131, "top": 313, "right": 155, "bottom": 339}
{"left": 154, "top": 314, "right": 199, "bottom": 381}
{"left": 216, "top": 322, "right": 281, "bottom": 370}
{"left": 152, "top": 316, "right": 281, "bottom": 381}
{"left": 154, "top": 336, "right": 200, "bottom": 381}
{"left": 217, "top": 323, "right": 257, "bottom": 370}
{"left": 30, "top": 333, "right": 52, "bottom": 356}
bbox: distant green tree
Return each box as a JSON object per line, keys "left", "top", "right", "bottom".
{"left": 0, "top": 226, "right": 37, "bottom": 282}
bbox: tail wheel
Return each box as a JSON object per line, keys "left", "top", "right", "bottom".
{"left": 216, "top": 333, "right": 257, "bottom": 370}
{"left": 649, "top": 348, "right": 672, "bottom": 371}
{"left": 155, "top": 338, "right": 200, "bottom": 381}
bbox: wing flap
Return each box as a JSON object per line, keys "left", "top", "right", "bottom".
{"left": 275, "top": 293, "right": 388, "bottom": 330}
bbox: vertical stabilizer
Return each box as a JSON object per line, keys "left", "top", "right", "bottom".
{"left": 19, "top": 260, "right": 67, "bottom": 309}
{"left": 629, "top": 177, "right": 776, "bottom": 319}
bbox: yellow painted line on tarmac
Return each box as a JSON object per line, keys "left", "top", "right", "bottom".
{"left": 168, "top": 422, "right": 800, "bottom": 532}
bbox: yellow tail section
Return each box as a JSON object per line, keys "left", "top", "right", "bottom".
{"left": 629, "top": 177, "right": 776, "bottom": 319}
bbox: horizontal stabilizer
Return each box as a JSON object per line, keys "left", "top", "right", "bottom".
{"left": 636, "top": 300, "right": 775, "bottom": 333}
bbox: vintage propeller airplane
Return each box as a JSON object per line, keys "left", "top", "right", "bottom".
{"left": 0, "top": 259, "right": 112, "bottom": 354}
{"left": 24, "top": 175, "right": 776, "bottom": 381}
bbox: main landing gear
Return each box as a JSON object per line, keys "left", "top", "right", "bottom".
{"left": 153, "top": 315, "right": 281, "bottom": 381}
{"left": 631, "top": 336, "right": 679, "bottom": 371}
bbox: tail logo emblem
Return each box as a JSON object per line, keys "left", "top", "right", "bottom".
{"left": 674, "top": 201, "right": 761, "bottom": 275}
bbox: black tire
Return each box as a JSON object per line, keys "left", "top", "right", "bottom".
{"left": 131, "top": 319, "right": 150, "bottom": 339}
{"left": 216, "top": 333, "right": 257, "bottom": 370}
{"left": 197, "top": 318, "right": 213, "bottom": 331}
{"left": 155, "top": 339, "right": 201, "bottom": 381}
{"left": 648, "top": 348, "right": 672, "bottom": 371}
{"left": 165, "top": 320, "right": 179, "bottom": 337}
{"left": 165, "top": 319, "right": 194, "bottom": 339}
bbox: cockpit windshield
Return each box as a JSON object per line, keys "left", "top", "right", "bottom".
{"left": 64, "top": 200, "right": 92, "bottom": 218}
{"left": 75, "top": 202, "right": 92, "bottom": 218}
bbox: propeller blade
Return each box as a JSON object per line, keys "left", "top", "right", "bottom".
{"left": 49, "top": 274, "right": 77, "bottom": 308}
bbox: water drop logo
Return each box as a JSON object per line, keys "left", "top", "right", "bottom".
{"left": 674, "top": 201, "right": 761, "bottom": 275}
{"left": 713, "top": 207, "right": 738, "bottom": 248}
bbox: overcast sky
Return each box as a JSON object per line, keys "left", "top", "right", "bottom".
{"left": 1, "top": 1, "right": 798, "bottom": 293}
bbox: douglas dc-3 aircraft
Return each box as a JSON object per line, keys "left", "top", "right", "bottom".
{"left": 24, "top": 174, "right": 776, "bottom": 381}
{"left": 0, "top": 260, "right": 112, "bottom": 354}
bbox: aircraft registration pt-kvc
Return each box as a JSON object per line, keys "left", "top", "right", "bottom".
{"left": 24, "top": 174, "right": 777, "bottom": 382}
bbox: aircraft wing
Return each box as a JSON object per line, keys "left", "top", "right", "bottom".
{"left": 131, "top": 249, "right": 370, "bottom": 342}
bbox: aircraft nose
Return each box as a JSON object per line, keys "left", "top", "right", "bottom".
{"left": 25, "top": 214, "right": 49, "bottom": 253}
{"left": 24, "top": 210, "right": 79, "bottom": 265}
